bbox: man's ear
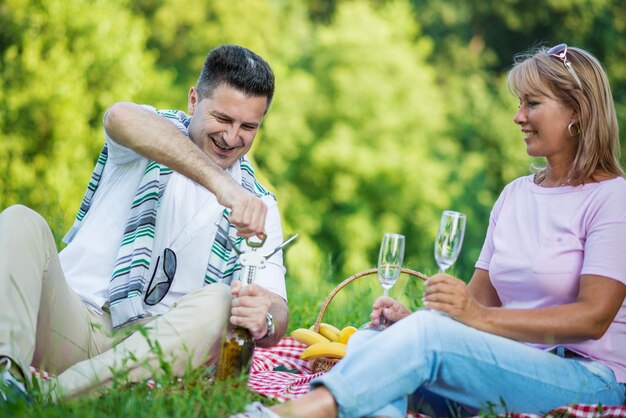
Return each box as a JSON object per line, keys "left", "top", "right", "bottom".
{"left": 188, "top": 86, "right": 198, "bottom": 115}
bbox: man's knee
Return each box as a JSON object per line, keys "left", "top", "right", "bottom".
{"left": 193, "top": 282, "right": 232, "bottom": 303}
{"left": 200, "top": 283, "right": 232, "bottom": 307}
{"left": 172, "top": 284, "right": 232, "bottom": 327}
{"left": 0, "top": 204, "right": 49, "bottom": 236}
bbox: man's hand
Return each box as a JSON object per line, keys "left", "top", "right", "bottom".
{"left": 229, "top": 281, "right": 272, "bottom": 340}
{"left": 216, "top": 182, "right": 268, "bottom": 239}
{"left": 369, "top": 296, "right": 411, "bottom": 327}
{"left": 423, "top": 273, "right": 483, "bottom": 326}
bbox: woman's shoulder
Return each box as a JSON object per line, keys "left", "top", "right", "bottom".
{"left": 581, "top": 177, "right": 626, "bottom": 222}
{"left": 591, "top": 176, "right": 626, "bottom": 201}
{"left": 490, "top": 175, "right": 534, "bottom": 210}
{"left": 591, "top": 175, "right": 626, "bottom": 191}
{"left": 501, "top": 175, "right": 535, "bottom": 193}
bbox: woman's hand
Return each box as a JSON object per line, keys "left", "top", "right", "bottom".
{"left": 424, "top": 273, "right": 483, "bottom": 326}
{"left": 369, "top": 296, "right": 412, "bottom": 327}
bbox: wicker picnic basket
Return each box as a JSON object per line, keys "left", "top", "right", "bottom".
{"left": 309, "top": 267, "right": 428, "bottom": 373}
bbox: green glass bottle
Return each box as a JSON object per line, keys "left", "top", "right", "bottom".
{"left": 213, "top": 233, "right": 295, "bottom": 380}
{"left": 214, "top": 324, "right": 255, "bottom": 380}
{"left": 214, "top": 252, "right": 260, "bottom": 380}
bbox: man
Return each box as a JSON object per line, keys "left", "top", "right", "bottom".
{"left": 0, "top": 44, "right": 288, "bottom": 401}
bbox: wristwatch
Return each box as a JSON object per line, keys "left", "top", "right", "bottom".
{"left": 258, "top": 312, "right": 275, "bottom": 340}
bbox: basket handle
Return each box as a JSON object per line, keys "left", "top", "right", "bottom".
{"left": 312, "top": 268, "right": 427, "bottom": 332}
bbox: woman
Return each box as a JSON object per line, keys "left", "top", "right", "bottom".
{"left": 238, "top": 44, "right": 626, "bottom": 417}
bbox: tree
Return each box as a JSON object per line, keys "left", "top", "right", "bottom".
{"left": 410, "top": 0, "right": 626, "bottom": 162}
{"left": 257, "top": 0, "right": 463, "bottom": 279}
{"left": 0, "top": 0, "right": 172, "bottom": 241}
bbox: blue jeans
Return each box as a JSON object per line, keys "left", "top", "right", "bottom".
{"left": 310, "top": 310, "right": 625, "bottom": 418}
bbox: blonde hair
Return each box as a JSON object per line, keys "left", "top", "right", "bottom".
{"left": 506, "top": 45, "right": 624, "bottom": 184}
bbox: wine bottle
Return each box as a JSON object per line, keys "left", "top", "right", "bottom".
{"left": 214, "top": 253, "right": 260, "bottom": 380}
{"left": 213, "top": 324, "right": 255, "bottom": 380}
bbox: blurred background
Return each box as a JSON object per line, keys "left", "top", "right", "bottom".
{"left": 2, "top": 0, "right": 625, "bottom": 317}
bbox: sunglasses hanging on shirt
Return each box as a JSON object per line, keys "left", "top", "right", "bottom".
{"left": 144, "top": 248, "right": 177, "bottom": 306}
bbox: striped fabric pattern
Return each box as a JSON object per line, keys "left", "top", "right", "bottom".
{"left": 205, "top": 211, "right": 244, "bottom": 285}
{"left": 62, "top": 147, "right": 109, "bottom": 243}
{"left": 64, "top": 108, "right": 274, "bottom": 329}
{"left": 106, "top": 160, "right": 173, "bottom": 327}
{"left": 205, "top": 157, "right": 273, "bottom": 285}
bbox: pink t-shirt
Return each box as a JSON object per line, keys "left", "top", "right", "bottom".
{"left": 476, "top": 175, "right": 626, "bottom": 383}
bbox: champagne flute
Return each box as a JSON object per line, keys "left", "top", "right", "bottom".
{"left": 378, "top": 233, "right": 405, "bottom": 296}
{"left": 434, "top": 210, "right": 466, "bottom": 273}
{"left": 372, "top": 233, "right": 405, "bottom": 330}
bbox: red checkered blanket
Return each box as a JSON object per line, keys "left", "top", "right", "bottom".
{"left": 30, "top": 337, "right": 626, "bottom": 417}
{"left": 248, "top": 337, "right": 324, "bottom": 401}
{"left": 248, "top": 338, "right": 626, "bottom": 418}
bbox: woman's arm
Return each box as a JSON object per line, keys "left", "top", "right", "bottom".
{"left": 425, "top": 273, "right": 626, "bottom": 344}
{"left": 370, "top": 269, "right": 502, "bottom": 328}
{"left": 466, "top": 268, "right": 502, "bottom": 307}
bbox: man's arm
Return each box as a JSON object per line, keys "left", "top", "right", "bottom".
{"left": 103, "top": 102, "right": 266, "bottom": 237}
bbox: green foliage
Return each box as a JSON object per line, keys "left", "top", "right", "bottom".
{"left": 0, "top": 0, "right": 173, "bottom": 242}
{"left": 5, "top": 0, "right": 625, "bottom": 279}
{"left": 410, "top": 0, "right": 626, "bottom": 164}
{"left": 1, "top": 1, "right": 626, "bottom": 413}
{"left": 2, "top": 0, "right": 626, "bottom": 320}
{"left": 259, "top": 0, "right": 460, "bottom": 283}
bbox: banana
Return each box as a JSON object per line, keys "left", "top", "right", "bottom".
{"left": 317, "top": 323, "right": 341, "bottom": 342}
{"left": 338, "top": 325, "right": 358, "bottom": 344}
{"left": 290, "top": 328, "right": 330, "bottom": 346}
{"left": 300, "top": 342, "right": 347, "bottom": 360}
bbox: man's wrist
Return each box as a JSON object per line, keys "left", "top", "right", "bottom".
{"left": 256, "top": 312, "right": 275, "bottom": 341}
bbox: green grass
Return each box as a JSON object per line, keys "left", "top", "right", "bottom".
{"left": 1, "top": 271, "right": 429, "bottom": 418}
{"left": 4, "top": 375, "right": 272, "bottom": 417}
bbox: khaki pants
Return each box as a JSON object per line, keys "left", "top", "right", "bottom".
{"left": 0, "top": 205, "right": 231, "bottom": 400}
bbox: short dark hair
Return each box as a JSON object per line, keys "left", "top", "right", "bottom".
{"left": 197, "top": 45, "right": 275, "bottom": 110}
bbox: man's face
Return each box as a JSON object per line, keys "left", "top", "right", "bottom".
{"left": 187, "top": 83, "right": 268, "bottom": 170}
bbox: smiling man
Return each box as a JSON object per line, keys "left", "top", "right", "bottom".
{"left": 0, "top": 45, "right": 288, "bottom": 401}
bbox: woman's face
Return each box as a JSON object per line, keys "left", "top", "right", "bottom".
{"left": 513, "top": 91, "right": 577, "bottom": 161}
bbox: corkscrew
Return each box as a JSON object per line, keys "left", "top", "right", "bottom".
{"left": 216, "top": 224, "right": 299, "bottom": 284}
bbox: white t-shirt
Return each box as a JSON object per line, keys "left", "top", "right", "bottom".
{"left": 60, "top": 126, "right": 286, "bottom": 316}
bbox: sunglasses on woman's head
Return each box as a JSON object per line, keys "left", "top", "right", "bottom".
{"left": 547, "top": 43, "right": 582, "bottom": 88}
